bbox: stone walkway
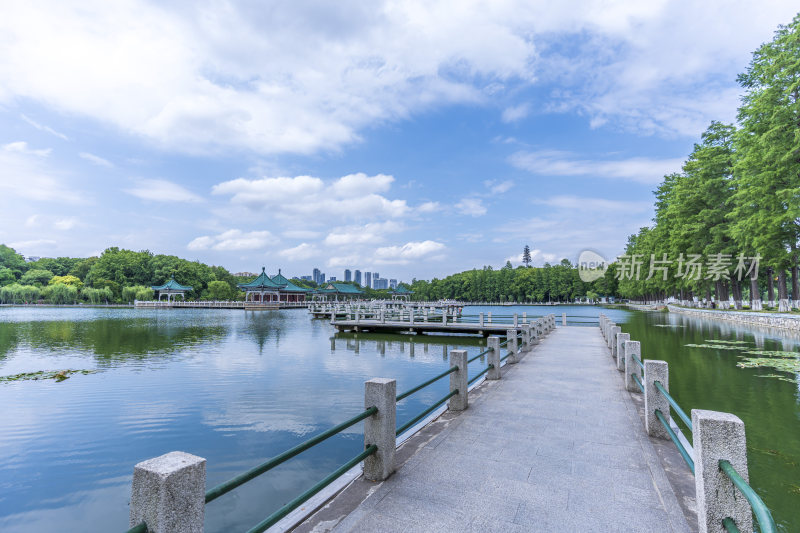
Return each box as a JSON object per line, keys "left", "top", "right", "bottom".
{"left": 312, "top": 326, "right": 692, "bottom": 533}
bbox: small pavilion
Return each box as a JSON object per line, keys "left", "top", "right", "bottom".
{"left": 151, "top": 278, "right": 193, "bottom": 302}
{"left": 390, "top": 285, "right": 414, "bottom": 301}
{"left": 238, "top": 267, "right": 282, "bottom": 303}
{"left": 312, "top": 282, "right": 364, "bottom": 301}
{"left": 270, "top": 270, "right": 309, "bottom": 302}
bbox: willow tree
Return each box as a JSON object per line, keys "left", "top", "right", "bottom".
{"left": 731, "top": 14, "right": 800, "bottom": 311}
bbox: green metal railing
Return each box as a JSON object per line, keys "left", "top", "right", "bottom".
{"left": 609, "top": 315, "right": 779, "bottom": 533}
{"left": 719, "top": 460, "right": 778, "bottom": 533}
{"left": 654, "top": 380, "right": 692, "bottom": 431}
{"left": 125, "top": 522, "right": 147, "bottom": 533}
{"left": 631, "top": 353, "right": 645, "bottom": 371}
{"left": 204, "top": 406, "right": 377, "bottom": 503}
{"left": 396, "top": 390, "right": 459, "bottom": 436}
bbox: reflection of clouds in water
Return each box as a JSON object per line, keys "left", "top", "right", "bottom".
{"left": 0, "top": 479, "right": 130, "bottom": 533}
{"left": 667, "top": 313, "right": 800, "bottom": 351}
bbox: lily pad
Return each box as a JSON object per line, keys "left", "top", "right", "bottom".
{"left": 703, "top": 339, "right": 751, "bottom": 345}
{"left": 743, "top": 350, "right": 799, "bottom": 358}
{"left": 684, "top": 343, "right": 746, "bottom": 350}
{"left": 736, "top": 357, "right": 800, "bottom": 374}
{"left": 0, "top": 369, "right": 98, "bottom": 383}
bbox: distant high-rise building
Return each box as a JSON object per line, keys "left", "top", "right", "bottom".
{"left": 389, "top": 279, "right": 398, "bottom": 289}
{"left": 364, "top": 272, "right": 372, "bottom": 288}
{"left": 344, "top": 269, "right": 352, "bottom": 282}
{"left": 374, "top": 272, "right": 380, "bottom": 281}
{"left": 301, "top": 275, "right": 312, "bottom": 281}
{"left": 328, "top": 276, "right": 337, "bottom": 282}
{"left": 374, "top": 277, "right": 389, "bottom": 290}
{"left": 354, "top": 270, "right": 362, "bottom": 285}
{"left": 312, "top": 268, "right": 322, "bottom": 284}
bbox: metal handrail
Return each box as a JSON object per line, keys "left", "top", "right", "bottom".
{"left": 396, "top": 390, "right": 459, "bottom": 436}
{"left": 632, "top": 354, "right": 645, "bottom": 370}
{"left": 654, "top": 381, "right": 692, "bottom": 432}
{"left": 468, "top": 348, "right": 492, "bottom": 364}
{"left": 719, "top": 460, "right": 778, "bottom": 533}
{"left": 125, "top": 522, "right": 147, "bottom": 533}
{"left": 468, "top": 364, "right": 494, "bottom": 385}
{"left": 245, "top": 445, "right": 378, "bottom": 533}
{"left": 721, "top": 517, "right": 740, "bottom": 533}
{"left": 205, "top": 406, "right": 377, "bottom": 503}
{"left": 632, "top": 373, "right": 644, "bottom": 393}
{"left": 396, "top": 366, "right": 459, "bottom": 402}
{"left": 655, "top": 409, "right": 694, "bottom": 473}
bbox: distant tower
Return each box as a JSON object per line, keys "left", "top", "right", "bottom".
{"left": 390, "top": 279, "right": 397, "bottom": 289}
{"left": 354, "top": 270, "right": 362, "bottom": 285}
{"left": 344, "top": 269, "right": 352, "bottom": 282}
{"left": 313, "top": 268, "right": 321, "bottom": 284}
{"left": 374, "top": 272, "right": 380, "bottom": 281}
{"left": 364, "top": 272, "right": 372, "bottom": 288}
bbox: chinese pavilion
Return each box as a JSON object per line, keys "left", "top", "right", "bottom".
{"left": 151, "top": 278, "right": 193, "bottom": 302}
{"left": 312, "top": 282, "right": 364, "bottom": 301}
{"left": 238, "top": 268, "right": 309, "bottom": 302}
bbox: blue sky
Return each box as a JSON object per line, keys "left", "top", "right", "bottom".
{"left": 1, "top": 1, "right": 797, "bottom": 282}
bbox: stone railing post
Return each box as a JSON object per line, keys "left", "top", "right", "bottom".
{"left": 644, "top": 360, "right": 669, "bottom": 439}
{"left": 513, "top": 313, "right": 518, "bottom": 327}
{"left": 624, "top": 341, "right": 641, "bottom": 392}
{"left": 506, "top": 329, "right": 519, "bottom": 364}
{"left": 692, "top": 410, "right": 752, "bottom": 533}
{"left": 449, "top": 350, "right": 468, "bottom": 410}
{"left": 364, "top": 378, "right": 396, "bottom": 481}
{"left": 479, "top": 312, "right": 484, "bottom": 327}
{"left": 130, "top": 451, "right": 206, "bottom": 533}
{"left": 607, "top": 324, "right": 618, "bottom": 351}
{"left": 616, "top": 332, "right": 630, "bottom": 371}
{"left": 487, "top": 336, "right": 501, "bottom": 380}
{"left": 487, "top": 311, "right": 492, "bottom": 323}
{"left": 562, "top": 312, "right": 566, "bottom": 326}
{"left": 609, "top": 326, "right": 621, "bottom": 358}
{"left": 522, "top": 311, "right": 527, "bottom": 324}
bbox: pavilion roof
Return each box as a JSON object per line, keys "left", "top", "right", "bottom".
{"left": 318, "top": 282, "right": 364, "bottom": 294}
{"left": 270, "top": 270, "right": 309, "bottom": 292}
{"left": 238, "top": 267, "right": 282, "bottom": 289}
{"left": 392, "top": 285, "right": 413, "bottom": 294}
{"left": 151, "top": 278, "right": 193, "bottom": 291}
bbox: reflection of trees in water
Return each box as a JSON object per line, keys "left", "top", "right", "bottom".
{"left": 241, "top": 311, "right": 290, "bottom": 353}
{"left": 0, "top": 318, "right": 227, "bottom": 365}
{"left": 332, "top": 332, "right": 486, "bottom": 360}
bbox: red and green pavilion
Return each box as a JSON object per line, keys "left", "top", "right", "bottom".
{"left": 151, "top": 278, "right": 193, "bottom": 302}
{"left": 238, "top": 268, "right": 310, "bottom": 303}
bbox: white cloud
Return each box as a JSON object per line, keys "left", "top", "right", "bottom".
{"left": 1, "top": 2, "right": 797, "bottom": 154}
{"left": 125, "top": 178, "right": 203, "bottom": 203}
{"left": 416, "top": 201, "right": 440, "bottom": 213}
{"left": 9, "top": 239, "right": 57, "bottom": 250}
{"left": 455, "top": 197, "right": 487, "bottom": 217}
{"left": 323, "top": 221, "right": 403, "bottom": 247}
{"left": 54, "top": 217, "right": 79, "bottom": 230}
{"left": 533, "top": 195, "right": 652, "bottom": 212}
{"left": 282, "top": 230, "right": 321, "bottom": 239}
{"left": 374, "top": 240, "right": 446, "bottom": 264}
{"left": 20, "top": 114, "right": 69, "bottom": 140}
{"left": 213, "top": 173, "right": 408, "bottom": 221}
{"left": 79, "top": 152, "right": 113, "bottom": 167}
{"left": 278, "top": 242, "right": 317, "bottom": 261}
{"left": 484, "top": 179, "right": 514, "bottom": 194}
{"left": 509, "top": 149, "right": 683, "bottom": 184}
{"left": 501, "top": 103, "right": 530, "bottom": 123}
{"left": 3, "top": 141, "right": 51, "bottom": 157}
{"left": 0, "top": 143, "right": 82, "bottom": 203}
{"left": 187, "top": 229, "right": 276, "bottom": 251}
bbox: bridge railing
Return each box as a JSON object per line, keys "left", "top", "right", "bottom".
{"left": 124, "top": 316, "right": 555, "bottom": 533}
{"left": 598, "top": 314, "right": 778, "bottom": 533}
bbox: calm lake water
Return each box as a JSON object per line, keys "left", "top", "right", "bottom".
{"left": 0, "top": 305, "right": 797, "bottom": 532}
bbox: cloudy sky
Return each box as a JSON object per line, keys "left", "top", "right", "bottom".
{"left": 1, "top": 1, "right": 796, "bottom": 281}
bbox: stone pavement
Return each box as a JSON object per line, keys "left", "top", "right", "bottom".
{"left": 308, "top": 326, "right": 692, "bottom": 533}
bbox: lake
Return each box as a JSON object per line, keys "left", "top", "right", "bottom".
{"left": 0, "top": 305, "right": 797, "bottom": 532}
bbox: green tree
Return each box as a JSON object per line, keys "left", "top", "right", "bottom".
{"left": 522, "top": 245, "right": 532, "bottom": 267}
{"left": 50, "top": 275, "right": 84, "bottom": 289}
{"left": 731, "top": 14, "right": 800, "bottom": 311}
{"left": 43, "top": 283, "right": 78, "bottom": 304}
{"left": 206, "top": 280, "right": 232, "bottom": 300}
{"left": 0, "top": 244, "right": 27, "bottom": 278}
{"left": 20, "top": 269, "right": 54, "bottom": 287}
{"left": 0, "top": 267, "right": 15, "bottom": 286}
